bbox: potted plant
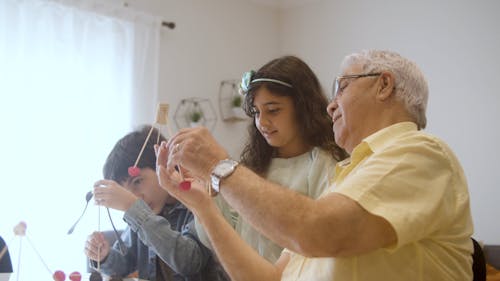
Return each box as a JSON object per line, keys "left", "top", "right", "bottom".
{"left": 231, "top": 95, "right": 245, "bottom": 117}
{"left": 189, "top": 110, "right": 203, "bottom": 127}
{"left": 231, "top": 95, "right": 242, "bottom": 108}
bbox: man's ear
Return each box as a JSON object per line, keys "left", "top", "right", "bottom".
{"left": 377, "top": 71, "right": 395, "bottom": 101}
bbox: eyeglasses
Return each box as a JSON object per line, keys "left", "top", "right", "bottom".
{"left": 332, "top": 73, "right": 382, "bottom": 100}
{"left": 239, "top": 70, "right": 293, "bottom": 95}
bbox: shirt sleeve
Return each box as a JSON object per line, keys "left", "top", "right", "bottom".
{"left": 334, "top": 136, "right": 461, "bottom": 249}
{"left": 91, "top": 227, "right": 137, "bottom": 277}
{"left": 0, "top": 236, "right": 13, "bottom": 272}
{"left": 123, "top": 199, "right": 210, "bottom": 275}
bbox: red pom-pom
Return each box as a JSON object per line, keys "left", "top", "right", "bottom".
{"left": 179, "top": 181, "right": 191, "bottom": 191}
{"left": 128, "top": 166, "right": 140, "bottom": 177}
{"left": 69, "top": 271, "right": 82, "bottom": 281}
{"left": 53, "top": 270, "right": 65, "bottom": 281}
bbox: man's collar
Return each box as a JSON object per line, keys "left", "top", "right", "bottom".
{"left": 361, "top": 122, "right": 418, "bottom": 153}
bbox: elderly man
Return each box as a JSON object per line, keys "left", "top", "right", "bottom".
{"left": 156, "top": 50, "right": 473, "bottom": 281}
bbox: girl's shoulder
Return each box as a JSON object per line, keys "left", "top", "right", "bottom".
{"left": 310, "top": 147, "right": 339, "bottom": 164}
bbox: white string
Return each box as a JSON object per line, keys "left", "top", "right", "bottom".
{"left": 16, "top": 238, "right": 22, "bottom": 281}
{"left": 97, "top": 205, "right": 101, "bottom": 272}
{"left": 25, "top": 234, "right": 52, "bottom": 275}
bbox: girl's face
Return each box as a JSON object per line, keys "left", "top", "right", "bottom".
{"left": 122, "top": 168, "right": 176, "bottom": 214}
{"left": 252, "top": 87, "right": 309, "bottom": 158}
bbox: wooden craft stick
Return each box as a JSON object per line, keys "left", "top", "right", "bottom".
{"left": 156, "top": 103, "right": 169, "bottom": 125}
{"left": 155, "top": 103, "right": 190, "bottom": 190}
{"left": 133, "top": 125, "right": 155, "bottom": 167}
{"left": 0, "top": 245, "right": 7, "bottom": 261}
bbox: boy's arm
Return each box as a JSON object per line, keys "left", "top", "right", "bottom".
{"left": 124, "top": 199, "right": 208, "bottom": 275}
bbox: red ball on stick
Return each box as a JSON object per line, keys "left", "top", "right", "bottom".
{"left": 69, "top": 271, "right": 82, "bottom": 281}
{"left": 53, "top": 270, "right": 65, "bottom": 281}
{"left": 128, "top": 166, "right": 141, "bottom": 177}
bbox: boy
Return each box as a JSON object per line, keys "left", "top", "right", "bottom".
{"left": 85, "top": 125, "right": 228, "bottom": 281}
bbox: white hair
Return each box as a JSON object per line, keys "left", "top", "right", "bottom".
{"left": 340, "top": 50, "right": 429, "bottom": 129}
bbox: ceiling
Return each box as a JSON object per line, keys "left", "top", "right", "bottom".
{"left": 243, "top": 0, "right": 322, "bottom": 9}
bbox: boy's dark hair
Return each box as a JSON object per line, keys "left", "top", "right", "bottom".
{"left": 240, "top": 55, "right": 347, "bottom": 174}
{"left": 103, "top": 125, "right": 167, "bottom": 183}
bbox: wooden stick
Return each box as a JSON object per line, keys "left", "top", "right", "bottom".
{"left": 155, "top": 103, "right": 188, "bottom": 187}
{"left": 0, "top": 244, "right": 7, "bottom": 261}
{"left": 156, "top": 126, "right": 161, "bottom": 145}
{"left": 133, "top": 125, "right": 155, "bottom": 167}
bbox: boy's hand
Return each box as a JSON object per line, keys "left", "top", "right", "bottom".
{"left": 93, "top": 180, "right": 137, "bottom": 211}
{"left": 84, "top": 231, "right": 111, "bottom": 262}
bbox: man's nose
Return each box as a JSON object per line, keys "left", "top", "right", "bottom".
{"left": 327, "top": 98, "right": 338, "bottom": 117}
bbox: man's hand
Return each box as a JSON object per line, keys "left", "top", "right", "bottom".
{"left": 165, "top": 127, "right": 229, "bottom": 181}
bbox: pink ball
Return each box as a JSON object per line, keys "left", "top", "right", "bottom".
{"left": 13, "top": 221, "right": 27, "bottom": 236}
{"left": 69, "top": 271, "right": 82, "bottom": 281}
{"left": 128, "top": 166, "right": 141, "bottom": 177}
{"left": 53, "top": 270, "right": 65, "bottom": 281}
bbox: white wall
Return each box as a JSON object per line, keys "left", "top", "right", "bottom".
{"left": 99, "top": 0, "right": 500, "bottom": 244}
{"left": 101, "top": 0, "right": 282, "bottom": 158}
{"left": 279, "top": 0, "right": 500, "bottom": 244}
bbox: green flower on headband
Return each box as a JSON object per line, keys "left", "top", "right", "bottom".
{"left": 239, "top": 70, "right": 255, "bottom": 94}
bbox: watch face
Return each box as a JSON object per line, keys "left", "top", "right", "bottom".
{"left": 214, "top": 159, "right": 238, "bottom": 178}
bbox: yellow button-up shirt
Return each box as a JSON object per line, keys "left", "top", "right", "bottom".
{"left": 282, "top": 122, "right": 473, "bottom": 281}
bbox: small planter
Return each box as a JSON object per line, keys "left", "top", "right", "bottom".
{"left": 190, "top": 120, "right": 203, "bottom": 127}
{"left": 188, "top": 111, "right": 203, "bottom": 127}
{"left": 230, "top": 95, "right": 246, "bottom": 118}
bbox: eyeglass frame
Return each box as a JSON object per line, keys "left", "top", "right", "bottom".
{"left": 332, "top": 72, "right": 382, "bottom": 100}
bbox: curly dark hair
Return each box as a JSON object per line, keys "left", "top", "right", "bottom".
{"left": 103, "top": 125, "right": 167, "bottom": 183}
{"left": 240, "top": 56, "right": 347, "bottom": 174}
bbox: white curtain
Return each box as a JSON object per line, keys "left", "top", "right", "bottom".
{"left": 0, "top": 0, "right": 160, "bottom": 279}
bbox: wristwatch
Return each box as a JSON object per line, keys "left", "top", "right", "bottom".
{"left": 210, "top": 159, "right": 239, "bottom": 192}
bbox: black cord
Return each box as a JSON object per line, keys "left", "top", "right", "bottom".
{"left": 106, "top": 208, "right": 127, "bottom": 256}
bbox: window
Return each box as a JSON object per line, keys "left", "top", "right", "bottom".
{"left": 0, "top": 0, "right": 160, "bottom": 279}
